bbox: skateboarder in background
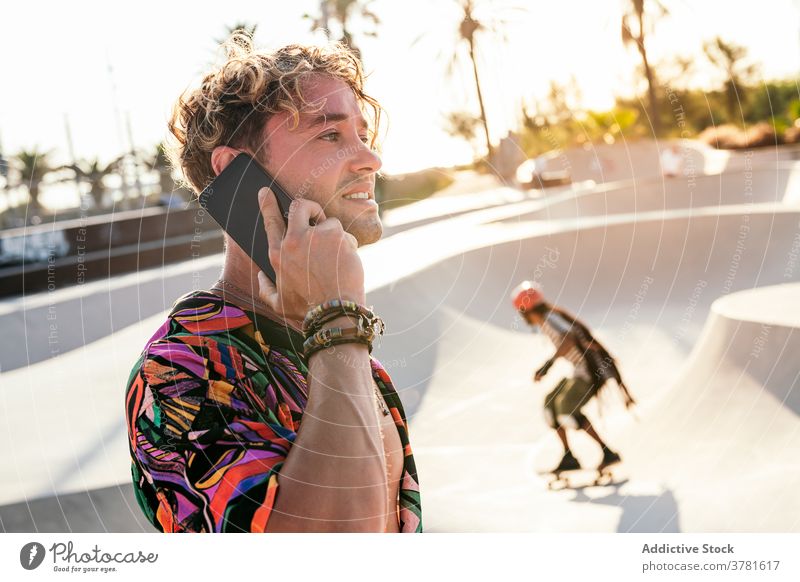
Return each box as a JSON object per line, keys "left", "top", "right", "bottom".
{"left": 511, "top": 281, "right": 635, "bottom": 473}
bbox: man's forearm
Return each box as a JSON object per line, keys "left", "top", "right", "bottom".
{"left": 266, "top": 316, "right": 388, "bottom": 532}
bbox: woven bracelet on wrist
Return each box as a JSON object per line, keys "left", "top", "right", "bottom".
{"left": 305, "top": 335, "right": 372, "bottom": 359}
{"left": 309, "top": 309, "right": 385, "bottom": 339}
{"left": 303, "top": 325, "right": 374, "bottom": 358}
{"left": 303, "top": 300, "right": 385, "bottom": 340}
{"left": 303, "top": 299, "right": 375, "bottom": 333}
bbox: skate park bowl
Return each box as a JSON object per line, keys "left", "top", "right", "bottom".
{"left": 534, "top": 139, "right": 800, "bottom": 184}
{"left": 365, "top": 205, "right": 800, "bottom": 532}
{"left": 520, "top": 163, "right": 800, "bottom": 221}
{"left": 380, "top": 140, "right": 800, "bottom": 236}
{"left": 1, "top": 141, "right": 799, "bottom": 532}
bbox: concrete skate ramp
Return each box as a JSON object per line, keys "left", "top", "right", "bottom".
{"left": 711, "top": 284, "right": 800, "bottom": 412}
{"left": 0, "top": 254, "right": 225, "bottom": 373}
{"left": 525, "top": 164, "right": 800, "bottom": 221}
{"left": 619, "top": 283, "right": 800, "bottom": 531}
{"left": 543, "top": 139, "right": 800, "bottom": 183}
{"left": 537, "top": 140, "right": 718, "bottom": 183}
{"left": 381, "top": 146, "right": 800, "bottom": 237}
{"left": 367, "top": 207, "right": 800, "bottom": 531}
{"left": 372, "top": 207, "right": 800, "bottom": 410}
{"left": 2, "top": 200, "right": 798, "bottom": 531}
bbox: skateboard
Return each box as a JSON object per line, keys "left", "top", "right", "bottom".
{"left": 540, "top": 463, "right": 623, "bottom": 490}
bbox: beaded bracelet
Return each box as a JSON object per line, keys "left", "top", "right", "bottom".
{"left": 303, "top": 324, "right": 374, "bottom": 358}
{"left": 303, "top": 299, "right": 385, "bottom": 339}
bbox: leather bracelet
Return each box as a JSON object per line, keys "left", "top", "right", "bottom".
{"left": 303, "top": 299, "right": 385, "bottom": 339}
{"left": 303, "top": 299, "right": 374, "bottom": 332}
{"left": 309, "top": 309, "right": 384, "bottom": 339}
{"left": 303, "top": 324, "right": 374, "bottom": 358}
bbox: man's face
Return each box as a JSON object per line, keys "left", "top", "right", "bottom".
{"left": 254, "top": 74, "right": 383, "bottom": 246}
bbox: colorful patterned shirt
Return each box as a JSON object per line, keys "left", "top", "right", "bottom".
{"left": 125, "top": 290, "right": 422, "bottom": 533}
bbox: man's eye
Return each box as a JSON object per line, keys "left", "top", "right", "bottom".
{"left": 321, "top": 131, "right": 339, "bottom": 142}
{"left": 360, "top": 135, "right": 370, "bottom": 145}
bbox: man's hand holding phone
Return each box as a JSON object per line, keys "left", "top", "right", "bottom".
{"left": 256, "top": 187, "right": 366, "bottom": 321}
{"left": 253, "top": 190, "right": 387, "bottom": 533}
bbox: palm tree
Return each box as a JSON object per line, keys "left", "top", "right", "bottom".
{"left": 0, "top": 149, "right": 7, "bottom": 184}
{"left": 61, "top": 156, "right": 124, "bottom": 209}
{"left": 0, "top": 148, "right": 8, "bottom": 201}
{"left": 418, "top": 1, "right": 522, "bottom": 161}
{"left": 0, "top": 147, "right": 10, "bottom": 228}
{"left": 703, "top": 37, "right": 759, "bottom": 123}
{"left": 303, "top": 0, "right": 380, "bottom": 61}
{"left": 457, "top": 1, "right": 494, "bottom": 159}
{"left": 14, "top": 148, "right": 54, "bottom": 218}
{"left": 621, "top": 0, "right": 669, "bottom": 136}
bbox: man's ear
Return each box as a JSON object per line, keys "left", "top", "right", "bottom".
{"left": 210, "top": 146, "right": 241, "bottom": 176}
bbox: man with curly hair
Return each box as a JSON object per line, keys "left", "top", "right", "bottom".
{"left": 124, "top": 36, "right": 422, "bottom": 533}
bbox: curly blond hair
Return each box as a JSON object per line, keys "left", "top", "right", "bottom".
{"left": 167, "top": 34, "right": 382, "bottom": 194}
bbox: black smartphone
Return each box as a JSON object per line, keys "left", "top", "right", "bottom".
{"left": 198, "top": 153, "right": 293, "bottom": 282}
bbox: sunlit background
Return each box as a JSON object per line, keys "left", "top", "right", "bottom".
{"left": 1, "top": 0, "right": 800, "bottom": 223}
{"left": 1, "top": 0, "right": 799, "bottom": 177}
{"left": 2, "top": 0, "right": 800, "bottom": 536}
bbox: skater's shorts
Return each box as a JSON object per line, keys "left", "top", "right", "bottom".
{"left": 543, "top": 376, "right": 595, "bottom": 429}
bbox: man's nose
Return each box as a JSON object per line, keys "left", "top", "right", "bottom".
{"left": 348, "top": 140, "right": 382, "bottom": 175}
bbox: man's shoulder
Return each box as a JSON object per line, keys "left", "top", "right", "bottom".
{"left": 129, "top": 290, "right": 253, "bottom": 386}
{"left": 166, "top": 289, "right": 252, "bottom": 336}
{"left": 126, "top": 291, "right": 274, "bottom": 425}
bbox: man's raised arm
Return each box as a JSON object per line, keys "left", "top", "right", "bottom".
{"left": 256, "top": 189, "right": 388, "bottom": 532}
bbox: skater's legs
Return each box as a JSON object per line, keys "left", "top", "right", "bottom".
{"left": 578, "top": 417, "right": 608, "bottom": 449}
{"left": 579, "top": 417, "right": 622, "bottom": 467}
{"left": 555, "top": 425, "right": 570, "bottom": 452}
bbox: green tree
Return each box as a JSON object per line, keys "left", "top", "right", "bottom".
{"left": 518, "top": 79, "right": 585, "bottom": 156}
{"left": 621, "top": 0, "right": 669, "bottom": 136}
{"left": 444, "top": 110, "right": 482, "bottom": 157}
{"left": 61, "top": 156, "right": 124, "bottom": 209}
{"left": 586, "top": 107, "right": 640, "bottom": 143}
{"left": 146, "top": 142, "right": 177, "bottom": 197}
{"left": 13, "top": 148, "right": 54, "bottom": 218}
{"left": 0, "top": 147, "right": 8, "bottom": 205}
{"left": 703, "top": 37, "right": 760, "bottom": 123}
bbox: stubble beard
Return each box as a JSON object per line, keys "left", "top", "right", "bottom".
{"left": 309, "top": 184, "right": 383, "bottom": 247}
{"left": 346, "top": 211, "right": 383, "bottom": 246}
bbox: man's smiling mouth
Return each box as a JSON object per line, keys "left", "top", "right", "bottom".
{"left": 343, "top": 191, "right": 372, "bottom": 200}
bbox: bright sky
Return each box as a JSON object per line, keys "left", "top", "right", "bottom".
{"left": 1, "top": 0, "right": 798, "bottom": 175}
